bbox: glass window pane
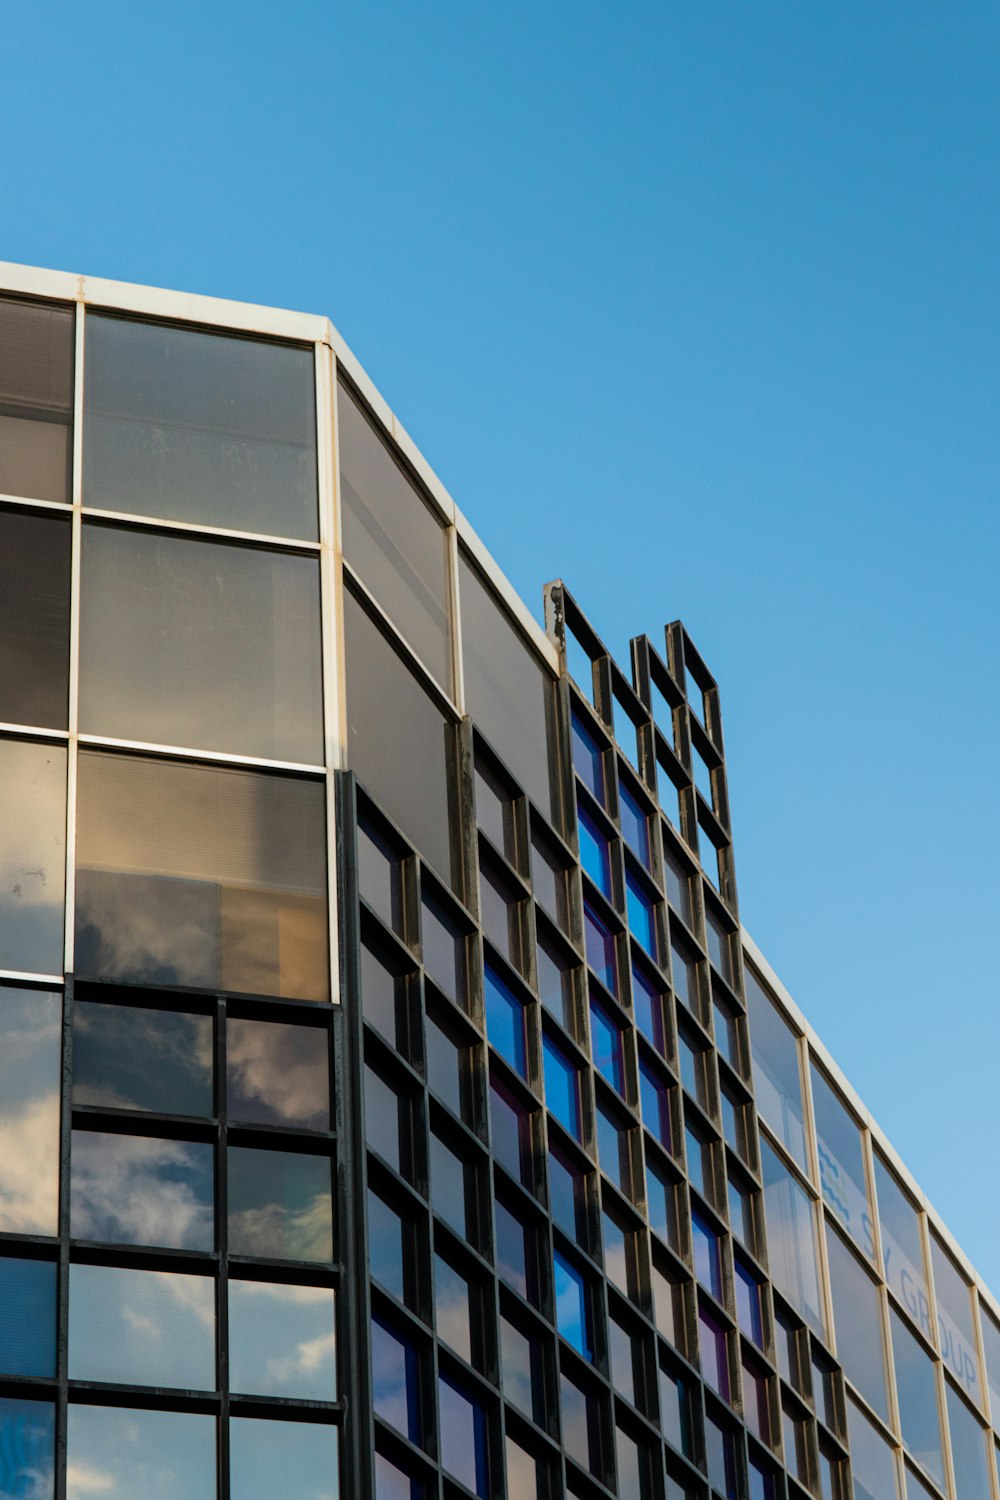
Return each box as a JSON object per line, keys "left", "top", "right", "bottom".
{"left": 372, "top": 1318, "right": 420, "bottom": 1441}
{"left": 597, "top": 1104, "right": 627, "bottom": 1194}
{"left": 73, "top": 1001, "right": 213, "bottom": 1116}
{"left": 70, "top": 1129, "right": 213, "bottom": 1251}
{"left": 0, "top": 1395, "right": 54, "bottom": 1497}
{"left": 361, "top": 942, "right": 405, "bottom": 1046}
{"left": 459, "top": 553, "right": 552, "bottom": 819}
{"left": 646, "top": 1160, "right": 679, "bottom": 1249}
{"left": 812, "top": 1064, "right": 875, "bottom": 1262}
{"left": 0, "top": 739, "right": 66, "bottom": 974}
{"left": 494, "top": 1201, "right": 530, "bottom": 1301}
{"left": 228, "top": 1147, "right": 333, "bottom": 1261}
{"left": 369, "top": 1189, "right": 406, "bottom": 1303}
{"left": 699, "top": 1306, "right": 730, "bottom": 1399}
{"left": 704, "top": 1413, "right": 737, "bottom": 1499}
{"left": 430, "top": 1134, "right": 468, "bottom": 1237}
{"left": 692, "top": 1212, "right": 723, "bottom": 1299}
{"left": 579, "top": 806, "right": 611, "bottom": 895}
{"left": 67, "top": 1406, "right": 214, "bottom": 1500}
{"left": 227, "top": 1017, "right": 328, "bottom": 1130}
{"left": 981, "top": 1306, "right": 1000, "bottom": 1429}
{"left": 491, "top": 1078, "right": 531, "bottom": 1186}
{"left": 339, "top": 380, "right": 451, "bottom": 690}
{"left": 80, "top": 525, "right": 323, "bottom": 762}
{"left": 874, "top": 1153, "right": 932, "bottom": 1342}
{"left": 422, "top": 894, "right": 464, "bottom": 1005}
{"left": 345, "top": 589, "right": 454, "bottom": 884}
{"left": 427, "top": 1017, "right": 464, "bottom": 1117}
{"left": 76, "top": 752, "right": 329, "bottom": 1000}
{"left": 549, "top": 1146, "right": 586, "bottom": 1243}
{"left": 659, "top": 1367, "right": 692, "bottom": 1456}
{"left": 439, "top": 1377, "right": 488, "bottom": 1498}
{"left": 760, "top": 1138, "right": 823, "bottom": 1334}
{"left": 626, "top": 870, "right": 657, "bottom": 957}
{"left": 620, "top": 784, "right": 650, "bottom": 868}
{"left": 358, "top": 822, "right": 404, "bottom": 935}
{"left": 745, "top": 969, "right": 807, "bottom": 1169}
{"left": 506, "top": 1434, "right": 541, "bottom": 1499}
{"left": 0, "top": 1258, "right": 56, "bottom": 1377}
{"left": 84, "top": 314, "right": 318, "bottom": 537}
{"left": 584, "top": 902, "right": 619, "bottom": 994}
{"left": 434, "top": 1255, "right": 472, "bottom": 1365}
{"left": 229, "top": 1279, "right": 335, "bottom": 1399}
{"left": 826, "top": 1225, "right": 888, "bottom": 1420}
{"left": 847, "top": 1397, "right": 898, "bottom": 1500}
{"left": 705, "top": 908, "right": 732, "bottom": 984}
{"left": 68, "top": 1264, "right": 215, "bottom": 1388}
{"left": 639, "top": 1061, "right": 671, "bottom": 1149}
{"left": 946, "top": 1382, "right": 991, "bottom": 1500}
{"left": 663, "top": 848, "right": 692, "bottom": 927}
{"left": 632, "top": 964, "right": 666, "bottom": 1053}
{"left": 0, "top": 987, "right": 61, "bottom": 1235}
{"left": 554, "top": 1251, "right": 591, "bottom": 1358}
{"left": 591, "top": 998, "right": 625, "bottom": 1093}
{"left": 0, "top": 297, "right": 73, "bottom": 504}
{"left": 543, "top": 1035, "right": 581, "bottom": 1140}
{"left": 890, "top": 1308, "right": 944, "bottom": 1489}
{"left": 375, "top": 1451, "right": 421, "bottom": 1500}
{"left": 0, "top": 509, "right": 71, "bottom": 728}
{"left": 485, "top": 965, "right": 527, "bottom": 1077}
{"left": 931, "top": 1237, "right": 981, "bottom": 1410}
{"left": 571, "top": 710, "right": 605, "bottom": 807}
{"left": 735, "top": 1263, "right": 764, "bottom": 1348}
{"left": 231, "top": 1418, "right": 339, "bottom": 1500}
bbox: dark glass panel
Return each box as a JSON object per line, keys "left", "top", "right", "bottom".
{"left": 537, "top": 935, "right": 574, "bottom": 1028}
{"left": 0, "top": 297, "right": 73, "bottom": 505}
{"left": 603, "top": 1209, "right": 630, "bottom": 1294}
{"left": 561, "top": 1372, "right": 599, "bottom": 1474}
{"left": 663, "top": 848, "right": 692, "bottom": 926}
{"left": 358, "top": 823, "right": 404, "bottom": 935}
{"left": 229, "top": 1279, "right": 336, "bottom": 1399}
{"left": 578, "top": 806, "right": 611, "bottom": 895}
{"left": 734, "top": 1263, "right": 764, "bottom": 1348}
{"left": 339, "top": 380, "right": 451, "bottom": 690}
{"left": 639, "top": 1061, "right": 671, "bottom": 1149}
{"left": 691, "top": 1211, "right": 722, "bottom": 1299}
{"left": 228, "top": 1146, "right": 333, "bottom": 1261}
{"left": 502, "top": 1318, "right": 539, "bottom": 1422}
{"left": 646, "top": 1160, "right": 679, "bottom": 1248}
{"left": 705, "top": 907, "right": 733, "bottom": 983}
{"left": 227, "top": 1017, "right": 328, "bottom": 1130}
{"left": 67, "top": 1405, "right": 215, "bottom": 1500}
{"left": 704, "top": 1414, "right": 738, "bottom": 1500}
{"left": 0, "top": 1395, "right": 54, "bottom": 1498}
{"left": 699, "top": 1306, "right": 730, "bottom": 1399}
{"left": 484, "top": 965, "right": 527, "bottom": 1077}
{"left": 531, "top": 832, "right": 569, "bottom": 933}
{"left": 0, "top": 739, "right": 65, "bottom": 975}
{"left": 659, "top": 1368, "right": 692, "bottom": 1456}
{"left": 73, "top": 1002, "right": 213, "bottom": 1116}
{"left": 421, "top": 894, "right": 464, "bottom": 1005}
{"left": 609, "top": 1316, "right": 636, "bottom": 1405}
{"left": 591, "top": 999, "right": 625, "bottom": 1093}
{"left": 84, "top": 314, "right": 318, "bottom": 537}
{"left": 549, "top": 1147, "right": 586, "bottom": 1244}
{"left": 361, "top": 943, "right": 405, "bottom": 1047}
{"left": 459, "top": 552, "right": 552, "bottom": 819}
{"left": 79, "top": 524, "right": 323, "bottom": 762}
{"left": 0, "top": 509, "right": 71, "bottom": 728}
{"left": 491, "top": 1079, "right": 531, "bottom": 1186}
{"left": 426, "top": 1015, "right": 463, "bottom": 1117}
{"left": 365, "top": 1067, "right": 401, "bottom": 1172}
{"left": 584, "top": 902, "right": 618, "bottom": 994}
{"left": 430, "top": 1134, "right": 468, "bottom": 1237}
{"left": 75, "top": 752, "right": 329, "bottom": 1000}
{"left": 70, "top": 1129, "right": 214, "bottom": 1251}
{"left": 0, "top": 1258, "right": 56, "bottom": 1377}
{"left": 434, "top": 1255, "right": 472, "bottom": 1364}
{"left": 554, "top": 1251, "right": 591, "bottom": 1358}
{"left": 67, "top": 1264, "right": 215, "bottom": 1388}
{"left": 375, "top": 1452, "right": 421, "bottom": 1500}
{"left": 372, "top": 1317, "right": 421, "bottom": 1441}
{"left": 597, "top": 1105, "right": 626, "bottom": 1194}
{"left": 571, "top": 710, "right": 605, "bottom": 807}
{"left": 626, "top": 870, "right": 657, "bottom": 958}
{"left": 0, "top": 987, "right": 61, "bottom": 1235}
{"left": 439, "top": 1377, "right": 488, "bottom": 1498}
{"left": 369, "top": 1189, "right": 406, "bottom": 1303}
{"left": 494, "top": 1200, "right": 530, "bottom": 1300}
{"left": 475, "top": 763, "right": 516, "bottom": 863}
{"left": 620, "top": 783, "right": 650, "bottom": 868}
{"left": 231, "top": 1418, "right": 339, "bottom": 1500}
{"left": 632, "top": 963, "right": 666, "bottom": 1053}
{"left": 543, "top": 1035, "right": 581, "bottom": 1140}
{"left": 345, "top": 588, "right": 454, "bottom": 884}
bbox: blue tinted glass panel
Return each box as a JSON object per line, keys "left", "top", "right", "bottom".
{"left": 439, "top": 1378, "right": 488, "bottom": 1498}
{"left": 495, "top": 1203, "right": 528, "bottom": 1299}
{"left": 699, "top": 1307, "right": 730, "bottom": 1399}
{"left": 554, "top": 1252, "right": 591, "bottom": 1359}
{"left": 692, "top": 1212, "right": 722, "bottom": 1299}
{"left": 620, "top": 785, "right": 650, "bottom": 868}
{"left": 0, "top": 1396, "right": 54, "bottom": 1498}
{"left": 597, "top": 1107, "right": 624, "bottom": 1193}
{"left": 571, "top": 712, "right": 604, "bottom": 805}
{"left": 590, "top": 1000, "right": 624, "bottom": 1093}
{"left": 685, "top": 1126, "right": 707, "bottom": 1199}
{"left": 368, "top": 1191, "right": 405, "bottom": 1302}
{"left": 639, "top": 1062, "right": 671, "bottom": 1149}
{"left": 490, "top": 1079, "right": 530, "bottom": 1186}
{"left": 647, "top": 1161, "right": 678, "bottom": 1247}
{"left": 584, "top": 902, "right": 618, "bottom": 993}
{"left": 543, "top": 1037, "right": 581, "bottom": 1140}
{"left": 705, "top": 1415, "right": 738, "bottom": 1500}
{"left": 484, "top": 966, "right": 527, "bottom": 1078}
{"left": 659, "top": 1369, "right": 691, "bottom": 1456}
{"left": 430, "top": 1135, "right": 467, "bottom": 1236}
{"left": 632, "top": 964, "right": 665, "bottom": 1052}
{"left": 71, "top": 1130, "right": 214, "bottom": 1251}
{"left": 67, "top": 1405, "right": 213, "bottom": 1500}
{"left": 735, "top": 1263, "right": 764, "bottom": 1347}
{"left": 678, "top": 1034, "right": 700, "bottom": 1098}
{"left": 372, "top": 1318, "right": 420, "bottom": 1441}
{"left": 578, "top": 807, "right": 611, "bottom": 896}
{"left": 0, "top": 1259, "right": 56, "bottom": 1377}
{"left": 549, "top": 1149, "right": 584, "bottom": 1243}
{"left": 231, "top": 1418, "right": 338, "bottom": 1500}
{"left": 626, "top": 871, "right": 656, "bottom": 956}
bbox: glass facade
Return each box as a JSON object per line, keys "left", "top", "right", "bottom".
{"left": 0, "top": 265, "right": 995, "bottom": 1500}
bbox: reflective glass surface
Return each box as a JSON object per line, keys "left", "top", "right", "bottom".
{"left": 982, "top": 1307, "right": 1000, "bottom": 1429}
{"left": 591, "top": 998, "right": 625, "bottom": 1093}
{"left": 639, "top": 1060, "right": 671, "bottom": 1149}
{"left": 229, "top": 1279, "right": 336, "bottom": 1398}
{"left": 484, "top": 965, "right": 527, "bottom": 1077}
{"left": 427, "top": 1017, "right": 463, "bottom": 1117}
{"left": 228, "top": 1147, "right": 333, "bottom": 1261}
{"left": 339, "top": 380, "right": 451, "bottom": 691}
{"left": 746, "top": 969, "right": 807, "bottom": 1170}
{"left": 506, "top": 1435, "right": 541, "bottom": 1499}
{"left": 812, "top": 1063, "right": 874, "bottom": 1262}
{"left": 0, "top": 509, "right": 71, "bottom": 729}
{"left": 369, "top": 1189, "right": 406, "bottom": 1303}
{"left": 584, "top": 902, "right": 618, "bottom": 993}
{"left": 620, "top": 783, "right": 651, "bottom": 868}
{"left": 632, "top": 963, "right": 666, "bottom": 1053}
{"left": 372, "top": 1317, "right": 420, "bottom": 1440}
{"left": 68, "top": 1265, "right": 215, "bottom": 1388}
{"left": 0, "top": 987, "right": 61, "bottom": 1235}
{"left": 358, "top": 823, "right": 404, "bottom": 935}
{"left": 227, "top": 1017, "right": 329, "bottom": 1130}
{"left": 71, "top": 1130, "right": 214, "bottom": 1250}
{"left": 571, "top": 711, "right": 605, "bottom": 806}
{"left": 0, "top": 297, "right": 73, "bottom": 505}
{"left": 459, "top": 553, "right": 552, "bottom": 819}
{"left": 0, "top": 1395, "right": 54, "bottom": 1499}
{"left": 231, "top": 1418, "right": 339, "bottom": 1500}
{"left": 501, "top": 1316, "right": 537, "bottom": 1419}
{"left": 735, "top": 1263, "right": 764, "bottom": 1347}
{"left": 699, "top": 1306, "right": 730, "bottom": 1398}
{"left": 946, "top": 1381, "right": 991, "bottom": 1500}
{"left": 609, "top": 1315, "right": 636, "bottom": 1404}
{"left": 543, "top": 1035, "right": 581, "bottom": 1140}
{"left": 0, "top": 1258, "right": 56, "bottom": 1377}
{"left": 760, "top": 1138, "right": 823, "bottom": 1334}
{"left": 434, "top": 1256, "right": 472, "bottom": 1364}
{"left": 494, "top": 1200, "right": 530, "bottom": 1300}
{"left": 73, "top": 1002, "right": 213, "bottom": 1116}
{"left": 825, "top": 1225, "right": 888, "bottom": 1421}
{"left": 847, "top": 1396, "right": 898, "bottom": 1500}
{"left": 439, "top": 1377, "right": 488, "bottom": 1498}
{"left": 626, "top": 869, "right": 656, "bottom": 957}
{"left": 578, "top": 806, "right": 611, "bottom": 895}
{"left": 646, "top": 1160, "right": 679, "bottom": 1247}
{"left": 491, "top": 1079, "right": 531, "bottom": 1186}
{"left": 76, "top": 752, "right": 329, "bottom": 1000}
{"left": 79, "top": 524, "right": 323, "bottom": 761}
{"left": 421, "top": 894, "right": 463, "bottom": 1004}
{"left": 365, "top": 1067, "right": 401, "bottom": 1172}
{"left": 663, "top": 848, "right": 692, "bottom": 927}
{"left": 890, "top": 1307, "right": 944, "bottom": 1488}
{"left": 0, "top": 740, "right": 66, "bottom": 974}
{"left": 84, "top": 314, "right": 318, "bottom": 537}
{"left": 68, "top": 1406, "right": 215, "bottom": 1500}
{"left": 345, "top": 589, "right": 454, "bottom": 884}
{"left": 430, "top": 1134, "right": 468, "bottom": 1237}
{"left": 874, "top": 1152, "right": 931, "bottom": 1342}
{"left": 931, "top": 1236, "right": 981, "bottom": 1410}
{"left": 692, "top": 1211, "right": 722, "bottom": 1299}
{"left": 549, "top": 1147, "right": 586, "bottom": 1243}
{"left": 554, "top": 1251, "right": 591, "bottom": 1358}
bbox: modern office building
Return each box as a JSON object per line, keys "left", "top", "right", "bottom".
{"left": 0, "top": 259, "right": 996, "bottom": 1500}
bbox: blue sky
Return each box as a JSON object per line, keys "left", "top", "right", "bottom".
{"left": 4, "top": 1, "right": 999, "bottom": 1288}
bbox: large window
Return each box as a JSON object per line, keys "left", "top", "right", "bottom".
{"left": 0, "top": 297, "right": 73, "bottom": 504}
{"left": 344, "top": 587, "right": 454, "bottom": 885}
{"left": 811, "top": 1062, "right": 875, "bottom": 1263}
{"left": 0, "top": 508, "right": 71, "bottom": 729}
{"left": 745, "top": 967, "right": 807, "bottom": 1170}
{"left": 84, "top": 314, "right": 318, "bottom": 538}
{"left": 75, "top": 752, "right": 329, "bottom": 999}
{"left": 826, "top": 1223, "right": 888, "bottom": 1421}
{"left": 759, "top": 1137, "right": 823, "bottom": 1334}
{"left": 890, "top": 1307, "right": 944, "bottom": 1489}
{"left": 459, "top": 552, "right": 552, "bottom": 819}
{"left": 79, "top": 524, "right": 323, "bottom": 762}
{"left": 0, "top": 987, "right": 61, "bottom": 1235}
{"left": 0, "top": 738, "right": 66, "bottom": 975}
{"left": 338, "top": 380, "right": 452, "bottom": 692}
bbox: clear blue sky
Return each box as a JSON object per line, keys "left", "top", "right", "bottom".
{"left": 4, "top": 1, "right": 998, "bottom": 1287}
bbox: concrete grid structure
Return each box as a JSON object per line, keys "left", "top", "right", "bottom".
{"left": 0, "top": 260, "right": 997, "bottom": 1500}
